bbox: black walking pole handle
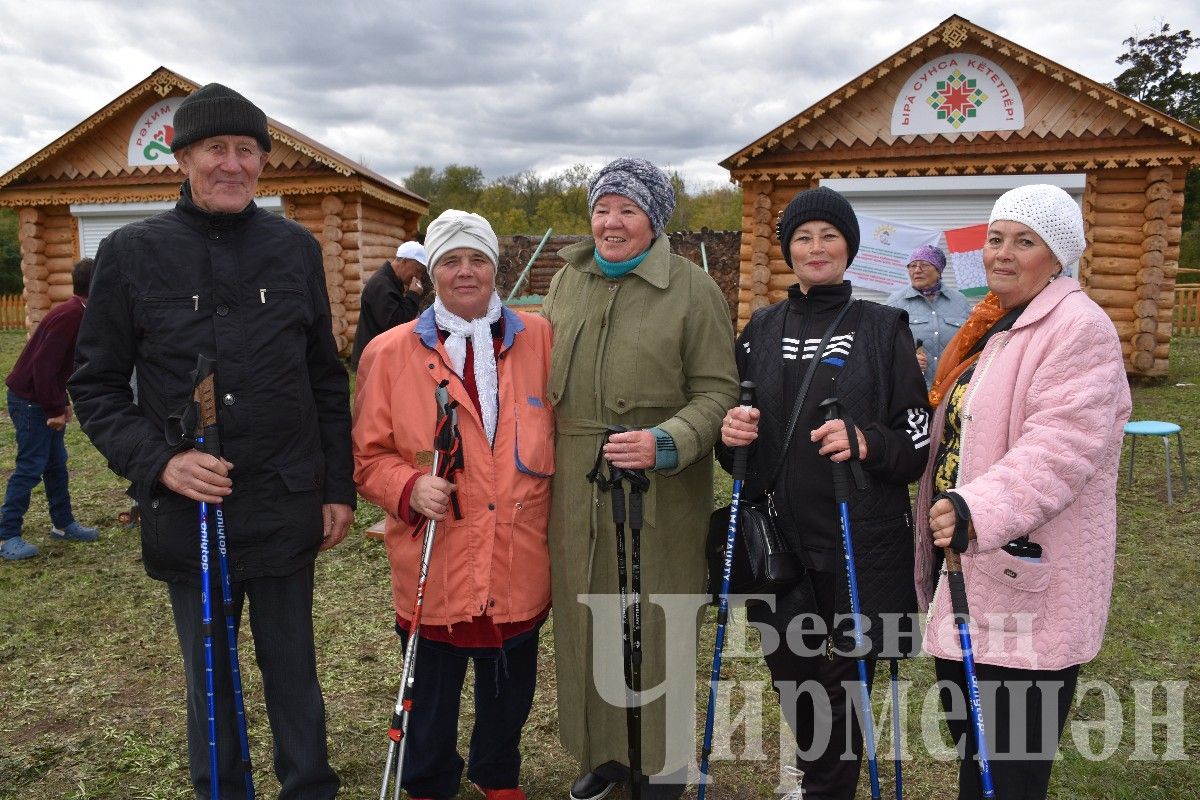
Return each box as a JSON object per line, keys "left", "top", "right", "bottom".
{"left": 731, "top": 381, "right": 757, "bottom": 483}
{"left": 603, "top": 426, "right": 628, "bottom": 525}
{"left": 819, "top": 397, "right": 851, "bottom": 503}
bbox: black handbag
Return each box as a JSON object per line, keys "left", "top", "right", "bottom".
{"left": 707, "top": 493, "right": 797, "bottom": 595}
{"left": 707, "top": 300, "right": 856, "bottom": 597}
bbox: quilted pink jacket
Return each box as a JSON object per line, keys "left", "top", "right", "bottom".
{"left": 914, "top": 277, "right": 1132, "bottom": 670}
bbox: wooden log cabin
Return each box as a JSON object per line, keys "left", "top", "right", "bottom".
{"left": 721, "top": 15, "right": 1200, "bottom": 377}
{"left": 0, "top": 67, "right": 428, "bottom": 356}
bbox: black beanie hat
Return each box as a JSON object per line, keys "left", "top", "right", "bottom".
{"left": 776, "top": 186, "right": 860, "bottom": 267}
{"left": 171, "top": 83, "right": 272, "bottom": 154}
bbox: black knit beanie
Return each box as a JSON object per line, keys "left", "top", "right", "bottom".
{"left": 171, "top": 83, "right": 272, "bottom": 153}
{"left": 776, "top": 186, "right": 860, "bottom": 267}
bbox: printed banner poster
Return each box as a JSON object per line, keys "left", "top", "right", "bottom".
{"left": 848, "top": 215, "right": 941, "bottom": 293}
{"left": 891, "top": 53, "right": 1024, "bottom": 136}
{"left": 127, "top": 98, "right": 181, "bottom": 167}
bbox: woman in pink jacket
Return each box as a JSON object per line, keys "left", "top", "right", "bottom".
{"left": 914, "top": 185, "right": 1131, "bottom": 799}
{"left": 353, "top": 209, "right": 554, "bottom": 800}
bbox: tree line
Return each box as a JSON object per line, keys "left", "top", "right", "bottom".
{"left": 403, "top": 163, "right": 741, "bottom": 236}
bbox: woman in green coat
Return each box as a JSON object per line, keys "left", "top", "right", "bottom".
{"left": 542, "top": 158, "right": 739, "bottom": 800}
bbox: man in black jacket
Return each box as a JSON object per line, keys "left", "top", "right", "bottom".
{"left": 349, "top": 238, "right": 427, "bottom": 369}
{"left": 69, "top": 83, "right": 353, "bottom": 800}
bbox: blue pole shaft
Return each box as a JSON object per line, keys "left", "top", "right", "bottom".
{"left": 945, "top": 552, "right": 995, "bottom": 798}
{"left": 697, "top": 477, "right": 743, "bottom": 800}
{"left": 214, "top": 503, "right": 254, "bottom": 799}
{"left": 199, "top": 501, "right": 220, "bottom": 800}
{"left": 837, "top": 500, "right": 881, "bottom": 800}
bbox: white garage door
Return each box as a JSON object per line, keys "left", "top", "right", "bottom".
{"left": 821, "top": 175, "right": 1085, "bottom": 304}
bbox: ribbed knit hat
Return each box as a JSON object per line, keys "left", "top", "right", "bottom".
{"left": 171, "top": 83, "right": 272, "bottom": 153}
{"left": 989, "top": 184, "right": 1085, "bottom": 267}
{"left": 908, "top": 244, "right": 947, "bottom": 273}
{"left": 424, "top": 209, "right": 499, "bottom": 273}
{"left": 587, "top": 157, "right": 676, "bottom": 235}
{"left": 776, "top": 186, "right": 860, "bottom": 267}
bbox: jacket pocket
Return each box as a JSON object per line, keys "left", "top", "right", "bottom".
{"left": 513, "top": 397, "right": 555, "bottom": 477}
{"left": 970, "top": 548, "right": 1052, "bottom": 632}
{"left": 546, "top": 314, "right": 583, "bottom": 407}
{"left": 140, "top": 488, "right": 199, "bottom": 567}
{"left": 278, "top": 454, "right": 326, "bottom": 493}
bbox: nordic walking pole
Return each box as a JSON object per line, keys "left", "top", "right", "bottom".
{"left": 697, "top": 380, "right": 756, "bottom": 800}
{"left": 586, "top": 426, "right": 649, "bottom": 800}
{"left": 819, "top": 397, "right": 881, "bottom": 800}
{"left": 890, "top": 658, "right": 903, "bottom": 800}
{"left": 380, "top": 381, "right": 463, "bottom": 800}
{"left": 943, "top": 546, "right": 995, "bottom": 798}
{"left": 192, "top": 354, "right": 254, "bottom": 800}
{"left": 626, "top": 449, "right": 649, "bottom": 800}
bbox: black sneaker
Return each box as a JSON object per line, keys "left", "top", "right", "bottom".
{"left": 569, "top": 772, "right": 616, "bottom": 800}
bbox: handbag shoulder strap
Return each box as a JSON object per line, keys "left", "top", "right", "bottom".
{"left": 765, "top": 299, "right": 856, "bottom": 491}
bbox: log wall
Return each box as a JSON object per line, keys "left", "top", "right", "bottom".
{"left": 1083, "top": 166, "right": 1183, "bottom": 377}
{"left": 344, "top": 201, "right": 415, "bottom": 351}
{"left": 736, "top": 178, "right": 819, "bottom": 329}
{"left": 18, "top": 205, "right": 77, "bottom": 329}
{"left": 287, "top": 192, "right": 353, "bottom": 355}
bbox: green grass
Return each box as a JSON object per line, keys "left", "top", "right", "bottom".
{"left": 0, "top": 330, "right": 1197, "bottom": 799}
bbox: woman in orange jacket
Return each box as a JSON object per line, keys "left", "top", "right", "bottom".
{"left": 353, "top": 209, "right": 554, "bottom": 800}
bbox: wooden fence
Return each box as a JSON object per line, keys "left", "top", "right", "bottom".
{"left": 1176, "top": 285, "right": 1200, "bottom": 336}
{"left": 0, "top": 294, "right": 23, "bottom": 330}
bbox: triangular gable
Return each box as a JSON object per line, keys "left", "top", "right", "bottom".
{"left": 722, "top": 15, "right": 1200, "bottom": 172}
{"left": 0, "top": 67, "right": 427, "bottom": 213}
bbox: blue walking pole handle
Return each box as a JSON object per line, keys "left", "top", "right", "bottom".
{"left": 698, "top": 381, "right": 755, "bottom": 800}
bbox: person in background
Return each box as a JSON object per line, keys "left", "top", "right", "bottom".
{"left": 354, "top": 209, "right": 553, "bottom": 800}
{"left": 720, "top": 185, "right": 929, "bottom": 800}
{"left": 542, "top": 157, "right": 739, "bottom": 800}
{"left": 1, "top": 257, "right": 100, "bottom": 561}
{"left": 885, "top": 244, "right": 971, "bottom": 388}
{"left": 915, "top": 184, "right": 1131, "bottom": 799}
{"left": 69, "top": 82, "right": 353, "bottom": 799}
{"left": 350, "top": 238, "right": 428, "bottom": 369}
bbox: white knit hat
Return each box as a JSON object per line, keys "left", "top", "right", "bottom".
{"left": 395, "top": 240, "right": 428, "bottom": 266}
{"left": 424, "top": 209, "right": 499, "bottom": 273}
{"left": 989, "top": 184, "right": 1085, "bottom": 268}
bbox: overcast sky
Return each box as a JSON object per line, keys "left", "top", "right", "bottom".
{"left": 1, "top": 1, "right": 1197, "bottom": 192}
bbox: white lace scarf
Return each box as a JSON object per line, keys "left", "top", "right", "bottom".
{"left": 433, "top": 292, "right": 503, "bottom": 445}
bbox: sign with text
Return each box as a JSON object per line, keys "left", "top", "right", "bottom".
{"left": 126, "top": 98, "right": 181, "bottom": 167}
{"left": 847, "top": 215, "right": 941, "bottom": 293}
{"left": 891, "top": 53, "right": 1024, "bottom": 135}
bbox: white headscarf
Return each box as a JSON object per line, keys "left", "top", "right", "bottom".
{"left": 433, "top": 291, "right": 503, "bottom": 446}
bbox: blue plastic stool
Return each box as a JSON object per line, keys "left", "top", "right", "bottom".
{"left": 1123, "top": 421, "right": 1188, "bottom": 505}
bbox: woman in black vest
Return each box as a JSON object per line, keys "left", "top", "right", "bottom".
{"left": 719, "top": 186, "right": 930, "bottom": 800}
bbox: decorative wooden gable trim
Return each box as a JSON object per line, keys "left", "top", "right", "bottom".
{"left": 0, "top": 67, "right": 428, "bottom": 215}
{"left": 0, "top": 68, "right": 193, "bottom": 190}
{"left": 722, "top": 14, "right": 1200, "bottom": 172}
